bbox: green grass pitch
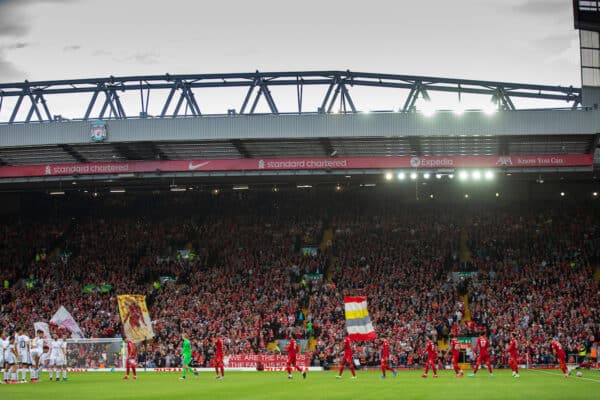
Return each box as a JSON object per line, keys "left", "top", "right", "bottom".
{"left": 1, "top": 370, "right": 598, "bottom": 400}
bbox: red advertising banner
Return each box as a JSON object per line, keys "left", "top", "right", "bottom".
{"left": 224, "top": 354, "right": 310, "bottom": 370}
{"left": 0, "top": 154, "right": 592, "bottom": 178}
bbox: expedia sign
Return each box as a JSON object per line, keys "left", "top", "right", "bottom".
{"left": 410, "top": 157, "right": 454, "bottom": 168}
{"left": 90, "top": 120, "right": 108, "bottom": 142}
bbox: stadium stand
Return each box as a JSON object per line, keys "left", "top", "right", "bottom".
{"left": 0, "top": 190, "right": 598, "bottom": 369}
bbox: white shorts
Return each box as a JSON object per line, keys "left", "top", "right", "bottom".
{"left": 4, "top": 352, "right": 16, "bottom": 365}
{"left": 19, "top": 352, "right": 31, "bottom": 364}
{"left": 30, "top": 349, "right": 42, "bottom": 360}
{"left": 50, "top": 357, "right": 65, "bottom": 367}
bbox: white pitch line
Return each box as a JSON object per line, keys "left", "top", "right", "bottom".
{"left": 528, "top": 369, "right": 600, "bottom": 384}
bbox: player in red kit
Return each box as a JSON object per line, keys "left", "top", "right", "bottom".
{"left": 285, "top": 339, "right": 306, "bottom": 379}
{"left": 123, "top": 339, "right": 137, "bottom": 380}
{"left": 551, "top": 338, "right": 568, "bottom": 377}
{"left": 336, "top": 337, "right": 356, "bottom": 379}
{"left": 421, "top": 336, "right": 438, "bottom": 378}
{"left": 507, "top": 333, "right": 520, "bottom": 378}
{"left": 214, "top": 336, "right": 225, "bottom": 380}
{"left": 445, "top": 334, "right": 464, "bottom": 378}
{"left": 469, "top": 333, "right": 493, "bottom": 377}
{"left": 380, "top": 339, "right": 397, "bottom": 379}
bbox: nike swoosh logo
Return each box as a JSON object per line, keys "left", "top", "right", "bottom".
{"left": 188, "top": 161, "right": 210, "bottom": 170}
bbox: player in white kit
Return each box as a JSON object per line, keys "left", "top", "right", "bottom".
{"left": 4, "top": 334, "right": 18, "bottom": 384}
{"left": 61, "top": 334, "right": 68, "bottom": 381}
{"left": 49, "top": 333, "right": 67, "bottom": 382}
{"left": 0, "top": 331, "right": 7, "bottom": 384}
{"left": 16, "top": 329, "right": 31, "bottom": 382}
{"left": 30, "top": 330, "right": 45, "bottom": 382}
{"left": 36, "top": 346, "right": 51, "bottom": 380}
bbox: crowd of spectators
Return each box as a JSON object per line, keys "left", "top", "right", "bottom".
{"left": 0, "top": 191, "right": 598, "bottom": 369}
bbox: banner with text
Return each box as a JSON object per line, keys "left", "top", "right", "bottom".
{"left": 224, "top": 354, "right": 310, "bottom": 369}
{"left": 0, "top": 154, "right": 592, "bottom": 178}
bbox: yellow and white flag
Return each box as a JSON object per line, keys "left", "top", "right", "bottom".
{"left": 344, "top": 296, "right": 376, "bottom": 341}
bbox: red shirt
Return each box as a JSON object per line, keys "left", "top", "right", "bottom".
{"left": 508, "top": 338, "right": 518, "bottom": 356}
{"left": 551, "top": 341, "right": 565, "bottom": 358}
{"left": 286, "top": 340, "right": 298, "bottom": 357}
{"left": 343, "top": 337, "right": 353, "bottom": 358}
{"left": 215, "top": 338, "right": 224, "bottom": 358}
{"left": 425, "top": 340, "right": 437, "bottom": 359}
{"left": 475, "top": 337, "right": 489, "bottom": 355}
{"left": 126, "top": 340, "right": 136, "bottom": 359}
{"left": 382, "top": 341, "right": 390, "bottom": 359}
{"left": 450, "top": 338, "right": 459, "bottom": 356}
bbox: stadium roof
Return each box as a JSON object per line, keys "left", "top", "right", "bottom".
{"left": 0, "top": 72, "right": 598, "bottom": 190}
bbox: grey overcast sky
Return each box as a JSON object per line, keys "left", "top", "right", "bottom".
{"left": 0, "top": 0, "right": 583, "bottom": 116}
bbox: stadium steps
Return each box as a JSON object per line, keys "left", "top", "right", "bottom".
{"left": 307, "top": 337, "right": 317, "bottom": 351}
{"left": 459, "top": 228, "right": 472, "bottom": 263}
{"left": 437, "top": 338, "right": 448, "bottom": 350}
{"left": 325, "top": 256, "right": 337, "bottom": 283}
{"left": 45, "top": 219, "right": 79, "bottom": 262}
{"left": 319, "top": 228, "right": 333, "bottom": 253}
{"left": 460, "top": 294, "right": 472, "bottom": 322}
{"left": 318, "top": 226, "right": 337, "bottom": 283}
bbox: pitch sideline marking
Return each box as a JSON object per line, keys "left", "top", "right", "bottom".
{"left": 528, "top": 369, "right": 600, "bottom": 384}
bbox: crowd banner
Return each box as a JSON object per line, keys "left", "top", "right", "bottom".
{"left": 50, "top": 306, "right": 84, "bottom": 338}
{"left": 117, "top": 294, "right": 154, "bottom": 341}
{"left": 33, "top": 322, "right": 50, "bottom": 339}
{"left": 344, "top": 296, "right": 376, "bottom": 341}
{"left": 224, "top": 354, "right": 310, "bottom": 369}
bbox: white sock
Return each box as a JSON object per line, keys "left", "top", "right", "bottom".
{"left": 50, "top": 371, "right": 53, "bottom": 379}
{"left": 12, "top": 372, "right": 17, "bottom": 381}
{"left": 62, "top": 370, "right": 67, "bottom": 379}
{"left": 3, "top": 371, "right": 7, "bottom": 381}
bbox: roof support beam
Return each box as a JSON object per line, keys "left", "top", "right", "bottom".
{"left": 160, "top": 81, "right": 201, "bottom": 118}
{"left": 408, "top": 136, "right": 422, "bottom": 156}
{"left": 83, "top": 89, "right": 100, "bottom": 121}
{"left": 148, "top": 142, "right": 168, "bottom": 160}
{"left": 319, "top": 137, "right": 335, "bottom": 156}
{"left": 239, "top": 79, "right": 257, "bottom": 115}
{"left": 589, "top": 133, "right": 600, "bottom": 153}
{"left": 112, "top": 143, "right": 139, "bottom": 160}
{"left": 499, "top": 136, "right": 510, "bottom": 155}
{"left": 59, "top": 144, "right": 88, "bottom": 162}
{"left": 231, "top": 139, "right": 252, "bottom": 158}
{"left": 244, "top": 80, "right": 279, "bottom": 115}
{"left": 496, "top": 88, "right": 516, "bottom": 111}
{"left": 8, "top": 94, "right": 24, "bottom": 124}
{"left": 319, "top": 81, "right": 336, "bottom": 113}
{"left": 0, "top": 71, "right": 584, "bottom": 122}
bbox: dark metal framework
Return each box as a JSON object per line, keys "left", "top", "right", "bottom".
{"left": 574, "top": 1, "right": 600, "bottom": 31}
{"left": 0, "top": 71, "right": 582, "bottom": 124}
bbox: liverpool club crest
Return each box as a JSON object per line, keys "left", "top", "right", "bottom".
{"left": 90, "top": 120, "right": 108, "bottom": 142}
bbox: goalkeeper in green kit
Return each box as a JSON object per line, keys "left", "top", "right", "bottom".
{"left": 179, "top": 332, "right": 199, "bottom": 380}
